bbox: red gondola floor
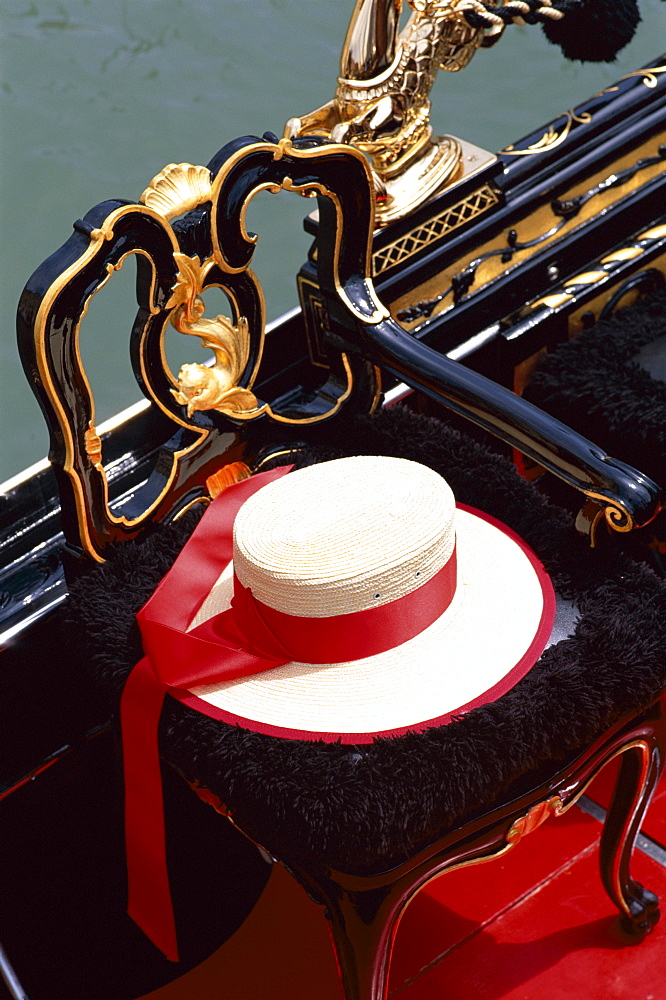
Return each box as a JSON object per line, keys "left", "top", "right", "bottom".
{"left": 139, "top": 764, "right": 666, "bottom": 1000}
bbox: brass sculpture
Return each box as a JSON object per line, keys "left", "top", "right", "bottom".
{"left": 285, "top": 0, "right": 495, "bottom": 224}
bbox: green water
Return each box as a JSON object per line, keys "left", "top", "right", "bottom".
{"left": 1, "top": 0, "right": 665, "bottom": 482}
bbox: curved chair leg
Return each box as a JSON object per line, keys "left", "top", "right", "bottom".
{"left": 599, "top": 739, "right": 663, "bottom": 936}
{"left": 312, "top": 879, "right": 411, "bottom": 1000}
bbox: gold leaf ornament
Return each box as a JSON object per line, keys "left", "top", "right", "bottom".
{"left": 166, "top": 253, "right": 213, "bottom": 316}
{"left": 167, "top": 254, "right": 260, "bottom": 418}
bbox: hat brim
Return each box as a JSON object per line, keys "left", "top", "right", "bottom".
{"left": 174, "top": 505, "right": 556, "bottom": 743}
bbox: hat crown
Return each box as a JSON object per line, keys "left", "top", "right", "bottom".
{"left": 233, "top": 456, "right": 456, "bottom": 618}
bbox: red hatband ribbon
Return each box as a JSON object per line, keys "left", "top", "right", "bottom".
{"left": 120, "top": 466, "right": 457, "bottom": 960}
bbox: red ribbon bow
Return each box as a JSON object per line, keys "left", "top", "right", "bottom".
{"left": 120, "top": 465, "right": 458, "bottom": 960}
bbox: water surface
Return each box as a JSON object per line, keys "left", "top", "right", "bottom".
{"left": 1, "top": 0, "right": 664, "bottom": 481}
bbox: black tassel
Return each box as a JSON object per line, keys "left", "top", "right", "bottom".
{"left": 543, "top": 0, "right": 641, "bottom": 62}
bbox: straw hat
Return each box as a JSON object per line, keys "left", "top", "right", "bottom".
{"left": 178, "top": 455, "right": 555, "bottom": 741}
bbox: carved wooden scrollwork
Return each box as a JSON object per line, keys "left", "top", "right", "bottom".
{"left": 16, "top": 139, "right": 383, "bottom": 560}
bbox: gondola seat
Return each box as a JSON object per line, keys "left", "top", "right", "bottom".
{"left": 16, "top": 130, "right": 666, "bottom": 1000}
{"left": 66, "top": 403, "right": 666, "bottom": 1000}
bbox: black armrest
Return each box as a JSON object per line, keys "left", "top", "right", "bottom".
{"left": 351, "top": 312, "right": 663, "bottom": 542}
{"left": 258, "top": 137, "right": 664, "bottom": 545}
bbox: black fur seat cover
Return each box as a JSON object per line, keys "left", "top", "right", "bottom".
{"left": 66, "top": 406, "right": 666, "bottom": 874}
{"left": 525, "top": 286, "right": 666, "bottom": 499}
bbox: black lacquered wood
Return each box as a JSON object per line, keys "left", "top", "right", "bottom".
{"left": 497, "top": 54, "right": 666, "bottom": 183}
{"left": 210, "top": 135, "right": 374, "bottom": 290}
{"left": 300, "top": 56, "right": 666, "bottom": 358}
{"left": 359, "top": 318, "right": 662, "bottom": 534}
{"left": 600, "top": 740, "right": 663, "bottom": 936}
{"left": 12, "top": 57, "right": 666, "bottom": 575}
{"left": 189, "top": 135, "right": 666, "bottom": 533}
{"left": 291, "top": 148, "right": 664, "bottom": 537}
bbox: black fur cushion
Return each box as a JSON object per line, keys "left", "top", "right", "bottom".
{"left": 525, "top": 286, "right": 666, "bottom": 489}
{"left": 66, "top": 406, "right": 666, "bottom": 874}
{"left": 524, "top": 286, "right": 666, "bottom": 575}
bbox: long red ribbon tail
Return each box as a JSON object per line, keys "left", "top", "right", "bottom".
{"left": 121, "top": 466, "right": 293, "bottom": 961}
{"left": 120, "top": 656, "right": 179, "bottom": 961}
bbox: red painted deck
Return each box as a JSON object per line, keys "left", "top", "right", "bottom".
{"left": 139, "top": 767, "right": 666, "bottom": 1000}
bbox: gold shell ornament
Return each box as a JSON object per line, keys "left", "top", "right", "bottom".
{"left": 141, "top": 163, "right": 213, "bottom": 221}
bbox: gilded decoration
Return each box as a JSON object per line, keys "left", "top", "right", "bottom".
{"left": 621, "top": 66, "right": 666, "bottom": 89}
{"left": 206, "top": 461, "right": 253, "bottom": 498}
{"left": 26, "top": 136, "right": 385, "bottom": 560}
{"left": 140, "top": 163, "right": 213, "bottom": 221}
{"left": 529, "top": 222, "right": 666, "bottom": 313}
{"left": 501, "top": 110, "right": 592, "bottom": 156}
{"left": 504, "top": 48, "right": 666, "bottom": 154}
{"left": 394, "top": 145, "right": 666, "bottom": 325}
{"left": 84, "top": 424, "right": 103, "bottom": 467}
{"left": 373, "top": 182, "right": 499, "bottom": 274}
{"left": 285, "top": 0, "right": 493, "bottom": 223}
{"left": 603, "top": 66, "right": 666, "bottom": 93}
{"left": 506, "top": 796, "right": 563, "bottom": 845}
{"left": 166, "top": 254, "right": 260, "bottom": 418}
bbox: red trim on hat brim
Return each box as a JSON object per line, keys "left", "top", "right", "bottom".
{"left": 173, "top": 504, "right": 556, "bottom": 743}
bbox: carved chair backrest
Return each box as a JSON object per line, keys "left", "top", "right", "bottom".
{"left": 17, "top": 135, "right": 382, "bottom": 564}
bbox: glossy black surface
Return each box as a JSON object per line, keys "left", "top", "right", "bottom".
{"left": 0, "top": 729, "right": 272, "bottom": 999}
